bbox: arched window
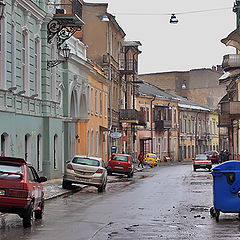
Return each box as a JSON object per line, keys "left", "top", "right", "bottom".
{"left": 25, "top": 134, "right": 31, "bottom": 162}
{"left": 1, "top": 133, "right": 8, "bottom": 156}
{"left": 22, "top": 32, "right": 27, "bottom": 92}
{"left": 34, "top": 38, "right": 41, "bottom": 97}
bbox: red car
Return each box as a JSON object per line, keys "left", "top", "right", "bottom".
{"left": 107, "top": 153, "right": 134, "bottom": 178}
{"left": 0, "top": 156, "right": 47, "bottom": 228}
{"left": 204, "top": 151, "right": 219, "bottom": 164}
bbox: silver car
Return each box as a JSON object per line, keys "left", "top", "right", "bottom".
{"left": 62, "top": 155, "right": 107, "bottom": 192}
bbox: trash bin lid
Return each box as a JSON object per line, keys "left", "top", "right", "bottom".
{"left": 212, "top": 160, "right": 240, "bottom": 173}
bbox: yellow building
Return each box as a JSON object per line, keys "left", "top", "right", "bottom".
{"left": 76, "top": 60, "right": 109, "bottom": 162}
{"left": 209, "top": 112, "right": 219, "bottom": 152}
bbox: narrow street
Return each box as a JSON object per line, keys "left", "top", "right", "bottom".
{"left": 1, "top": 164, "right": 240, "bottom": 240}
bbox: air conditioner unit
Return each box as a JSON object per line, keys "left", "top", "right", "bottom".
{"left": 145, "top": 122, "right": 150, "bottom": 128}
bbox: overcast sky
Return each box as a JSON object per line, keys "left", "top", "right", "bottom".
{"left": 86, "top": 0, "right": 236, "bottom": 74}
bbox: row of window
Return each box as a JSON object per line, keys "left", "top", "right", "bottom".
{"left": 87, "top": 130, "right": 107, "bottom": 157}
{"left": 180, "top": 144, "right": 219, "bottom": 159}
{"left": 88, "top": 86, "right": 107, "bottom": 118}
{"left": 140, "top": 106, "right": 177, "bottom": 124}
{"left": 1, "top": 133, "right": 59, "bottom": 172}
{"left": 181, "top": 118, "right": 218, "bottom": 135}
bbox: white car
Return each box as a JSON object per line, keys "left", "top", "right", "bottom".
{"left": 62, "top": 155, "right": 107, "bottom": 192}
{"left": 193, "top": 154, "right": 212, "bottom": 171}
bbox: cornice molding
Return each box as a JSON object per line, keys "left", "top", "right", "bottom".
{"left": 17, "top": 0, "right": 46, "bottom": 21}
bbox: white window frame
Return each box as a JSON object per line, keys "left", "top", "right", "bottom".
{"left": 87, "top": 86, "right": 90, "bottom": 113}
{"left": 91, "top": 130, "right": 94, "bottom": 156}
{"left": 105, "top": 93, "right": 107, "bottom": 118}
{"left": 91, "top": 88, "right": 94, "bottom": 114}
{"left": 22, "top": 32, "right": 27, "bottom": 92}
{"left": 34, "top": 38, "right": 41, "bottom": 97}
{"left": 95, "top": 89, "right": 98, "bottom": 115}
{"left": 96, "top": 131, "right": 99, "bottom": 156}
{"left": 87, "top": 129, "right": 90, "bottom": 156}
{"left": 163, "top": 137, "right": 167, "bottom": 153}
{"left": 100, "top": 92, "right": 102, "bottom": 116}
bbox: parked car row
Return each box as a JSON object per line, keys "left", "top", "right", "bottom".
{"left": 0, "top": 152, "right": 153, "bottom": 228}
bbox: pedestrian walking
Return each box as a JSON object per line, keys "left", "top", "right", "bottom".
{"left": 138, "top": 152, "right": 144, "bottom": 168}
{"left": 219, "top": 150, "right": 224, "bottom": 163}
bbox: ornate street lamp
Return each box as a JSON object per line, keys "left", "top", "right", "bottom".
{"left": 47, "top": 44, "right": 71, "bottom": 69}
{"left": 0, "top": 0, "right": 5, "bottom": 19}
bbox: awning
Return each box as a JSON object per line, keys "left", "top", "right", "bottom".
{"left": 219, "top": 68, "right": 240, "bottom": 82}
{"left": 221, "top": 28, "right": 240, "bottom": 51}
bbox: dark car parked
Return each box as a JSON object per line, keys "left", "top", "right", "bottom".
{"left": 107, "top": 153, "right": 134, "bottom": 178}
{"left": 204, "top": 151, "right": 219, "bottom": 164}
{"left": 0, "top": 156, "right": 47, "bottom": 228}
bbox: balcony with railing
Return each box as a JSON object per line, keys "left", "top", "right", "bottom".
{"left": 221, "top": 101, "right": 240, "bottom": 116}
{"left": 222, "top": 54, "right": 240, "bottom": 70}
{"left": 119, "top": 59, "right": 138, "bottom": 74}
{"left": 154, "top": 120, "right": 172, "bottom": 131}
{"left": 119, "top": 109, "right": 138, "bottom": 123}
{"left": 218, "top": 114, "right": 231, "bottom": 127}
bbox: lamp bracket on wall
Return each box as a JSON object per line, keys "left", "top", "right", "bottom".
{"left": 47, "top": 59, "right": 64, "bottom": 69}
{"left": 47, "top": 13, "right": 84, "bottom": 49}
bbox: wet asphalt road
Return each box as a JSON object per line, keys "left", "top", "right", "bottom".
{"left": 1, "top": 164, "right": 240, "bottom": 240}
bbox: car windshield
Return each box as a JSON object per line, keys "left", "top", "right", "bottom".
{"left": 0, "top": 162, "right": 23, "bottom": 180}
{"left": 195, "top": 155, "right": 208, "bottom": 160}
{"left": 111, "top": 155, "right": 128, "bottom": 162}
{"left": 72, "top": 157, "right": 100, "bottom": 167}
{"left": 205, "top": 151, "right": 213, "bottom": 155}
{"left": 147, "top": 154, "right": 156, "bottom": 158}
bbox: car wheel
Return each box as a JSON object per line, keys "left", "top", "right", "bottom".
{"left": 35, "top": 199, "right": 44, "bottom": 219}
{"left": 62, "top": 179, "right": 72, "bottom": 189}
{"left": 210, "top": 207, "right": 216, "bottom": 217}
{"left": 127, "top": 172, "right": 133, "bottom": 178}
{"left": 107, "top": 170, "right": 112, "bottom": 175}
{"left": 193, "top": 167, "right": 196, "bottom": 171}
{"left": 23, "top": 201, "right": 34, "bottom": 228}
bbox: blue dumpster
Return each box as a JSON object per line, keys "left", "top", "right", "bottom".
{"left": 210, "top": 160, "right": 240, "bottom": 221}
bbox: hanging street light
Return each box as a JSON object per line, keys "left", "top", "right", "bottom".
{"left": 170, "top": 14, "right": 178, "bottom": 24}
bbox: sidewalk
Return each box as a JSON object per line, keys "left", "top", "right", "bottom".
{"left": 42, "top": 178, "right": 76, "bottom": 200}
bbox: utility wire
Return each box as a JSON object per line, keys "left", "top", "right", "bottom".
{"left": 112, "top": 6, "right": 234, "bottom": 16}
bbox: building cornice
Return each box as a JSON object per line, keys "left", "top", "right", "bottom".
{"left": 17, "top": 0, "right": 46, "bottom": 21}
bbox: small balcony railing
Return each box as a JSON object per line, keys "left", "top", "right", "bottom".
{"left": 154, "top": 120, "right": 172, "bottom": 131}
{"left": 221, "top": 101, "right": 240, "bottom": 115}
{"left": 119, "top": 109, "right": 138, "bottom": 122}
{"left": 218, "top": 114, "right": 231, "bottom": 127}
{"left": 222, "top": 54, "right": 240, "bottom": 70}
